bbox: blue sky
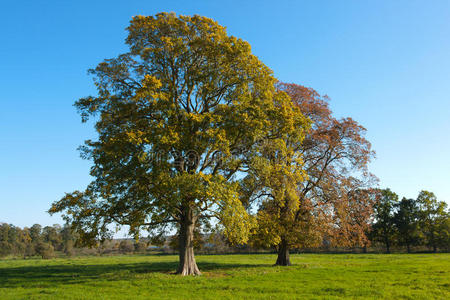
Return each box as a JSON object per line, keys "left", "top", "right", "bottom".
{"left": 1, "top": 0, "right": 449, "bottom": 229}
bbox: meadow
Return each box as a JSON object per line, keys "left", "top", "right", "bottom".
{"left": 0, "top": 253, "right": 449, "bottom": 299}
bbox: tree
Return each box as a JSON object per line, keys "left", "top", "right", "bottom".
{"left": 134, "top": 241, "right": 148, "bottom": 253}
{"left": 61, "top": 224, "right": 77, "bottom": 256}
{"left": 29, "top": 224, "right": 42, "bottom": 243}
{"left": 42, "top": 225, "right": 62, "bottom": 251}
{"left": 119, "top": 240, "right": 135, "bottom": 254}
{"left": 435, "top": 215, "right": 450, "bottom": 251}
{"left": 0, "top": 224, "right": 13, "bottom": 258}
{"left": 394, "top": 198, "right": 420, "bottom": 253}
{"left": 242, "top": 85, "right": 309, "bottom": 266}
{"left": 49, "top": 13, "right": 302, "bottom": 275}
{"left": 169, "top": 222, "right": 206, "bottom": 253}
{"left": 35, "top": 241, "right": 55, "bottom": 259}
{"left": 416, "top": 191, "right": 448, "bottom": 252}
{"left": 249, "top": 83, "right": 375, "bottom": 265}
{"left": 371, "top": 189, "right": 398, "bottom": 253}
{"left": 18, "top": 227, "right": 32, "bottom": 257}
{"left": 330, "top": 184, "right": 376, "bottom": 252}
{"left": 0, "top": 224, "right": 11, "bottom": 257}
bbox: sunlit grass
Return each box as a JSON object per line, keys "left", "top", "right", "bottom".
{"left": 0, "top": 253, "right": 449, "bottom": 299}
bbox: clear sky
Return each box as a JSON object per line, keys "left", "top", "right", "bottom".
{"left": 1, "top": 0, "right": 449, "bottom": 229}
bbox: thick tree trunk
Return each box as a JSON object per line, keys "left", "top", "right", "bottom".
{"left": 177, "top": 206, "right": 201, "bottom": 276}
{"left": 406, "top": 243, "right": 411, "bottom": 253}
{"left": 275, "top": 239, "right": 291, "bottom": 266}
{"left": 433, "top": 245, "right": 437, "bottom": 253}
{"left": 385, "top": 237, "right": 390, "bottom": 254}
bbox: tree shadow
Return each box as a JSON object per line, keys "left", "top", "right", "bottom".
{"left": 0, "top": 260, "right": 266, "bottom": 288}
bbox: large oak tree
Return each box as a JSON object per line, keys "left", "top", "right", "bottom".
{"left": 50, "top": 13, "right": 308, "bottom": 275}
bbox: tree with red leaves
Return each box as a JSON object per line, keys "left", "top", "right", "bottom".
{"left": 249, "top": 83, "right": 376, "bottom": 266}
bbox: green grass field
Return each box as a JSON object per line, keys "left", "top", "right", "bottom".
{"left": 0, "top": 253, "right": 449, "bottom": 299}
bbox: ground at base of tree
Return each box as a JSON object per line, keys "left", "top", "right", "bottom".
{"left": 0, "top": 254, "right": 449, "bottom": 299}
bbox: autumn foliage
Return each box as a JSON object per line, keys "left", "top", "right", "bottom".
{"left": 49, "top": 13, "right": 379, "bottom": 274}
{"left": 248, "top": 83, "right": 376, "bottom": 265}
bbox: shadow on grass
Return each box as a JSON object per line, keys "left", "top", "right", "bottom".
{"left": 0, "top": 260, "right": 266, "bottom": 288}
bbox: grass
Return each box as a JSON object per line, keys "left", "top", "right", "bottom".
{"left": 0, "top": 253, "right": 449, "bottom": 299}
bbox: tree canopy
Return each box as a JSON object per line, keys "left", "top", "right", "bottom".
{"left": 45, "top": 12, "right": 449, "bottom": 273}
{"left": 49, "top": 12, "right": 309, "bottom": 275}
{"left": 371, "top": 188, "right": 399, "bottom": 253}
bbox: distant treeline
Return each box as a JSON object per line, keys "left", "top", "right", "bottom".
{"left": 0, "top": 189, "right": 449, "bottom": 259}
{"left": 369, "top": 189, "right": 449, "bottom": 253}
{"left": 0, "top": 223, "right": 153, "bottom": 258}
{"left": 0, "top": 223, "right": 75, "bottom": 259}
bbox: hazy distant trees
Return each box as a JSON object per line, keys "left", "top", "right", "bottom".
{"left": 119, "top": 240, "right": 135, "bottom": 254}
{"left": 0, "top": 223, "right": 78, "bottom": 258}
{"left": 0, "top": 223, "right": 51, "bottom": 258}
{"left": 0, "top": 223, "right": 150, "bottom": 258}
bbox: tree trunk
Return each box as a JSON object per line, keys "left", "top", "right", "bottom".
{"left": 275, "top": 239, "right": 291, "bottom": 266}
{"left": 177, "top": 206, "right": 201, "bottom": 276}
{"left": 406, "top": 243, "right": 411, "bottom": 253}
{"left": 385, "top": 237, "right": 391, "bottom": 254}
{"left": 431, "top": 231, "right": 436, "bottom": 253}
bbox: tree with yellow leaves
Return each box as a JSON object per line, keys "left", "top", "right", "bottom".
{"left": 49, "top": 13, "right": 309, "bottom": 275}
